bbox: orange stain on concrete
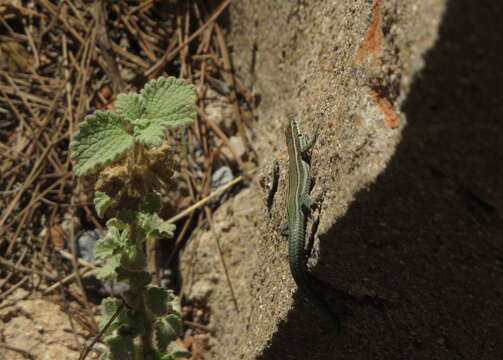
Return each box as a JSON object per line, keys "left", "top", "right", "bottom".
{"left": 356, "top": 0, "right": 384, "bottom": 63}
{"left": 371, "top": 90, "right": 400, "bottom": 129}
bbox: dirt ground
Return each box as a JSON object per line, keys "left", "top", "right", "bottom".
{"left": 260, "top": 1, "right": 503, "bottom": 359}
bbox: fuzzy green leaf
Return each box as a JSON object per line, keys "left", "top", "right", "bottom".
{"left": 170, "top": 293, "right": 181, "bottom": 316}
{"left": 95, "top": 191, "right": 112, "bottom": 218}
{"left": 101, "top": 297, "right": 121, "bottom": 320}
{"left": 131, "top": 77, "right": 196, "bottom": 146}
{"left": 133, "top": 121, "right": 166, "bottom": 147}
{"left": 117, "top": 324, "right": 139, "bottom": 338}
{"left": 118, "top": 310, "right": 145, "bottom": 337}
{"left": 99, "top": 298, "right": 123, "bottom": 334}
{"left": 155, "top": 314, "right": 183, "bottom": 351}
{"left": 94, "top": 254, "right": 121, "bottom": 280}
{"left": 116, "top": 269, "right": 152, "bottom": 289}
{"left": 138, "top": 213, "right": 175, "bottom": 239}
{"left": 120, "top": 242, "right": 145, "bottom": 271}
{"left": 71, "top": 111, "right": 133, "bottom": 175}
{"left": 143, "top": 350, "right": 164, "bottom": 360}
{"left": 100, "top": 352, "right": 112, "bottom": 360}
{"left": 105, "top": 334, "right": 135, "bottom": 360}
{"left": 95, "top": 227, "right": 124, "bottom": 260}
{"left": 141, "top": 192, "right": 162, "bottom": 213}
{"left": 106, "top": 217, "right": 128, "bottom": 231}
{"left": 167, "top": 342, "right": 191, "bottom": 359}
{"left": 94, "top": 227, "right": 128, "bottom": 280}
{"left": 116, "top": 92, "right": 145, "bottom": 123}
{"left": 118, "top": 209, "right": 137, "bottom": 224}
{"left": 146, "top": 285, "right": 174, "bottom": 316}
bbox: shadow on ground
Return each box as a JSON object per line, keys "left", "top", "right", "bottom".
{"left": 260, "top": 0, "right": 503, "bottom": 359}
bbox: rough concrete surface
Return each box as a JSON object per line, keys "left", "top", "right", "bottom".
{"left": 182, "top": 0, "right": 503, "bottom": 359}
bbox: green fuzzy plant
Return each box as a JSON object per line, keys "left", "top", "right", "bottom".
{"left": 71, "top": 77, "right": 196, "bottom": 360}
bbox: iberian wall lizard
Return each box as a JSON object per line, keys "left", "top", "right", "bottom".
{"left": 284, "top": 117, "right": 339, "bottom": 328}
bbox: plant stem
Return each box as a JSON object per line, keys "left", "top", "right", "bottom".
{"left": 141, "top": 292, "right": 155, "bottom": 357}
{"left": 127, "top": 221, "right": 155, "bottom": 358}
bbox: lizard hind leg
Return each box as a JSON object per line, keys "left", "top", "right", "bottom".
{"left": 280, "top": 222, "right": 289, "bottom": 236}
{"left": 299, "top": 133, "right": 315, "bottom": 153}
{"left": 301, "top": 194, "right": 312, "bottom": 213}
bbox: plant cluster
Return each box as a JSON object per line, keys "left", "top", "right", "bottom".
{"left": 71, "top": 76, "right": 196, "bottom": 360}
